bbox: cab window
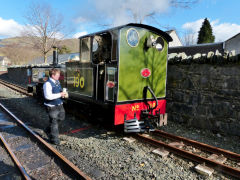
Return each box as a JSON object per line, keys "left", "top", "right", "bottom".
{"left": 92, "top": 32, "right": 112, "bottom": 64}
{"left": 80, "top": 37, "right": 91, "bottom": 63}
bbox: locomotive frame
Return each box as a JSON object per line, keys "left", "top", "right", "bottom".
{"left": 28, "top": 23, "right": 172, "bottom": 132}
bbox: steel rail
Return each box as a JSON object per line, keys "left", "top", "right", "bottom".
{"left": 135, "top": 134, "right": 240, "bottom": 178}
{"left": 0, "top": 103, "right": 91, "bottom": 180}
{"left": 0, "top": 79, "right": 26, "bottom": 90}
{"left": 154, "top": 130, "right": 240, "bottom": 161}
{"left": 0, "top": 79, "right": 31, "bottom": 96}
{"left": 0, "top": 133, "right": 31, "bottom": 180}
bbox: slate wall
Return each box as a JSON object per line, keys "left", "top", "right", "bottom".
{"left": 7, "top": 67, "right": 30, "bottom": 86}
{"left": 167, "top": 62, "right": 240, "bottom": 136}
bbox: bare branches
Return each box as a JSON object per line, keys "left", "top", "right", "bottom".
{"left": 126, "top": 0, "right": 198, "bottom": 25}
{"left": 22, "top": 2, "right": 65, "bottom": 63}
{"left": 182, "top": 30, "right": 196, "bottom": 46}
{"left": 170, "top": 0, "right": 199, "bottom": 8}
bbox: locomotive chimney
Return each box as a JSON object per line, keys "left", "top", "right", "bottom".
{"left": 52, "top": 46, "right": 58, "bottom": 65}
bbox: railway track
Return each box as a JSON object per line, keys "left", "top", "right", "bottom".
{"left": 1, "top": 79, "right": 240, "bottom": 178}
{"left": 0, "top": 102, "right": 91, "bottom": 180}
{"left": 0, "top": 79, "right": 32, "bottom": 96}
{"left": 135, "top": 130, "right": 240, "bottom": 178}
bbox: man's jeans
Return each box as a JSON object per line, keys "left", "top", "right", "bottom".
{"left": 46, "top": 104, "right": 65, "bottom": 142}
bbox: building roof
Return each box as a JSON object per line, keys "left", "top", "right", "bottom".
{"left": 168, "top": 31, "right": 240, "bottom": 56}
{"left": 225, "top": 32, "right": 240, "bottom": 42}
{"left": 169, "top": 42, "right": 224, "bottom": 56}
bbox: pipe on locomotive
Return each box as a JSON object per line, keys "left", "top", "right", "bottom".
{"left": 143, "top": 86, "right": 158, "bottom": 111}
{"left": 52, "top": 46, "right": 58, "bottom": 66}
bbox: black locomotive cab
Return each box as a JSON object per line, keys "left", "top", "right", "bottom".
{"left": 66, "top": 30, "right": 118, "bottom": 104}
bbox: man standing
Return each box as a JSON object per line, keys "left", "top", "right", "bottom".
{"left": 43, "top": 68, "right": 66, "bottom": 145}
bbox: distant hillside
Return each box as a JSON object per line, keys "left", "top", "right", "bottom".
{"left": 0, "top": 37, "right": 25, "bottom": 46}
{"left": 0, "top": 37, "right": 79, "bottom": 65}
{"left": 59, "top": 39, "right": 79, "bottom": 53}
{"left": 0, "top": 37, "right": 79, "bottom": 52}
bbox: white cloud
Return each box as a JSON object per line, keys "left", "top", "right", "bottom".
{"left": 0, "top": 17, "right": 65, "bottom": 39}
{"left": 55, "top": 32, "right": 65, "bottom": 39}
{"left": 75, "top": 0, "right": 170, "bottom": 26}
{"left": 213, "top": 22, "right": 240, "bottom": 42}
{"left": 182, "top": 19, "right": 204, "bottom": 34}
{"left": 73, "top": 31, "right": 88, "bottom": 38}
{"left": 182, "top": 19, "right": 240, "bottom": 43}
{"left": 73, "top": 17, "right": 87, "bottom": 24}
{"left": 0, "top": 17, "right": 24, "bottom": 37}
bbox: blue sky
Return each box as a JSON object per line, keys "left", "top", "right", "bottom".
{"left": 0, "top": 0, "right": 239, "bottom": 44}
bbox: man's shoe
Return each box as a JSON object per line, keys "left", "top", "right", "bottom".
{"left": 44, "top": 127, "right": 50, "bottom": 135}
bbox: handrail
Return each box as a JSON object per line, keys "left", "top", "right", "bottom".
{"left": 143, "top": 86, "right": 158, "bottom": 110}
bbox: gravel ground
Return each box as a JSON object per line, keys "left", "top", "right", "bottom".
{"left": 0, "top": 108, "right": 72, "bottom": 179}
{"left": 0, "top": 82, "right": 239, "bottom": 179}
{"left": 0, "top": 141, "right": 22, "bottom": 179}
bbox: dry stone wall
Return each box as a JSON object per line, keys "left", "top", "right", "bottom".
{"left": 167, "top": 51, "right": 240, "bottom": 136}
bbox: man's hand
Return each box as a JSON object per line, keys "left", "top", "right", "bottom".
{"left": 60, "top": 92, "right": 67, "bottom": 98}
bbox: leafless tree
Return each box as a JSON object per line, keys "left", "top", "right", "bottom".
{"left": 96, "top": 0, "right": 198, "bottom": 29}
{"left": 128, "top": 0, "right": 198, "bottom": 24}
{"left": 22, "top": 2, "right": 65, "bottom": 63}
{"left": 170, "top": 0, "right": 198, "bottom": 8}
{"left": 182, "top": 30, "right": 196, "bottom": 46}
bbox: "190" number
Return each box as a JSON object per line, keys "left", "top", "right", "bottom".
{"left": 73, "top": 74, "right": 84, "bottom": 88}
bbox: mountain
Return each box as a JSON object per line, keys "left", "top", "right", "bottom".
{"left": 0, "top": 37, "right": 79, "bottom": 65}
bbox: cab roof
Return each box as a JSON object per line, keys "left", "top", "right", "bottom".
{"left": 79, "top": 23, "right": 173, "bottom": 42}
